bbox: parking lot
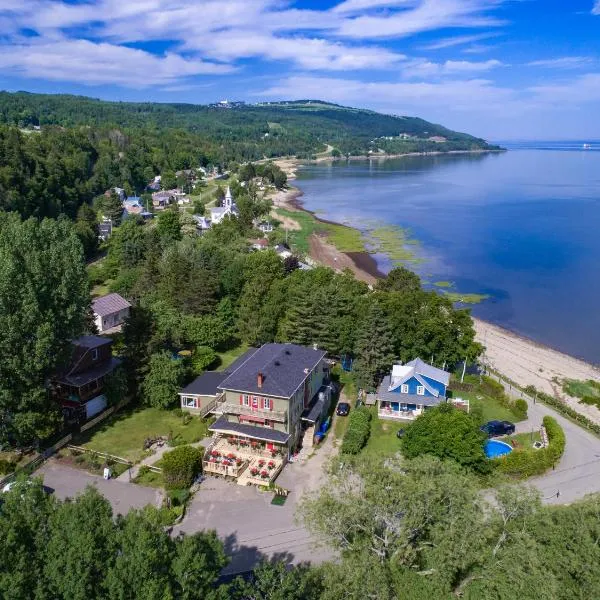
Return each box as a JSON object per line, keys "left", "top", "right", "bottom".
{"left": 37, "top": 460, "right": 162, "bottom": 514}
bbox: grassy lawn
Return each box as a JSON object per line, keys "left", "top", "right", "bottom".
{"left": 214, "top": 343, "right": 250, "bottom": 371}
{"left": 133, "top": 468, "right": 164, "bottom": 488}
{"left": 506, "top": 431, "right": 542, "bottom": 449}
{"left": 464, "top": 392, "right": 520, "bottom": 424}
{"left": 362, "top": 408, "right": 403, "bottom": 458}
{"left": 77, "top": 406, "right": 210, "bottom": 463}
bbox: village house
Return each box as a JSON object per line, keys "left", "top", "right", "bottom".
{"left": 98, "top": 219, "right": 112, "bottom": 241}
{"left": 122, "top": 197, "right": 143, "bottom": 218}
{"left": 210, "top": 186, "right": 239, "bottom": 224}
{"left": 152, "top": 190, "right": 173, "bottom": 210}
{"left": 92, "top": 293, "right": 131, "bottom": 333}
{"left": 193, "top": 214, "right": 212, "bottom": 233}
{"left": 179, "top": 343, "right": 333, "bottom": 485}
{"left": 51, "top": 336, "right": 121, "bottom": 424}
{"left": 249, "top": 238, "right": 269, "bottom": 251}
{"left": 377, "top": 358, "right": 450, "bottom": 421}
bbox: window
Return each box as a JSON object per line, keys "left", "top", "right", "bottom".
{"left": 416, "top": 386, "right": 425, "bottom": 396}
{"left": 182, "top": 396, "right": 196, "bottom": 408}
{"left": 91, "top": 348, "right": 98, "bottom": 361}
{"left": 263, "top": 398, "right": 271, "bottom": 410}
{"left": 401, "top": 384, "right": 409, "bottom": 394}
{"left": 242, "top": 395, "right": 250, "bottom": 406}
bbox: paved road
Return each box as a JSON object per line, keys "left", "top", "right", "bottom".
{"left": 500, "top": 381, "right": 600, "bottom": 504}
{"left": 38, "top": 461, "right": 162, "bottom": 514}
{"left": 173, "top": 420, "right": 340, "bottom": 575}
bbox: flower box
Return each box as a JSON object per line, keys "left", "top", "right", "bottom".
{"left": 227, "top": 453, "right": 236, "bottom": 460}
{"left": 210, "top": 450, "right": 220, "bottom": 457}
{"left": 250, "top": 467, "right": 259, "bottom": 476}
{"left": 235, "top": 458, "right": 243, "bottom": 466}
{"left": 267, "top": 461, "right": 275, "bottom": 469}
{"left": 260, "top": 470, "right": 269, "bottom": 479}
{"left": 258, "top": 459, "right": 265, "bottom": 467}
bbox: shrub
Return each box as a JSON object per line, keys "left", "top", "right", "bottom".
{"left": 173, "top": 408, "right": 184, "bottom": 418}
{"left": 137, "top": 465, "right": 151, "bottom": 477}
{"left": 167, "top": 487, "right": 190, "bottom": 507}
{"left": 402, "top": 404, "right": 490, "bottom": 474}
{"left": 161, "top": 445, "right": 202, "bottom": 489}
{"left": 341, "top": 406, "right": 372, "bottom": 455}
{"left": 497, "top": 416, "right": 565, "bottom": 478}
{"left": 0, "top": 458, "right": 16, "bottom": 475}
{"left": 514, "top": 398, "right": 528, "bottom": 419}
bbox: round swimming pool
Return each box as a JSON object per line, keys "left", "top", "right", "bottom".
{"left": 484, "top": 439, "right": 513, "bottom": 459}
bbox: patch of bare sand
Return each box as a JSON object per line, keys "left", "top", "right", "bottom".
{"left": 308, "top": 234, "right": 378, "bottom": 285}
{"left": 475, "top": 318, "right": 600, "bottom": 425}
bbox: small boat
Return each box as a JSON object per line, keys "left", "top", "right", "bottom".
{"left": 583, "top": 143, "right": 591, "bottom": 149}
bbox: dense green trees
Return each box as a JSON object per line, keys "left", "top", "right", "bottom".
{"left": 0, "top": 214, "right": 89, "bottom": 444}
{"left": 0, "top": 482, "right": 227, "bottom": 600}
{"left": 402, "top": 404, "right": 490, "bottom": 473}
{"left": 161, "top": 445, "right": 203, "bottom": 489}
{"left": 142, "top": 351, "right": 185, "bottom": 409}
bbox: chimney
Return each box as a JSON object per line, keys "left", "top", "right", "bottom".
{"left": 257, "top": 372, "right": 264, "bottom": 389}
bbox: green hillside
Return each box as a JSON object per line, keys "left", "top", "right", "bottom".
{"left": 0, "top": 92, "right": 498, "bottom": 159}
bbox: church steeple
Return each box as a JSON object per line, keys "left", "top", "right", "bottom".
{"left": 224, "top": 186, "right": 233, "bottom": 209}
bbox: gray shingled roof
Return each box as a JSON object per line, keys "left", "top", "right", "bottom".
{"left": 179, "top": 348, "right": 258, "bottom": 396}
{"left": 180, "top": 372, "right": 228, "bottom": 396}
{"left": 92, "top": 293, "right": 131, "bottom": 317}
{"left": 209, "top": 415, "right": 290, "bottom": 444}
{"left": 73, "top": 335, "right": 112, "bottom": 349}
{"left": 218, "top": 343, "right": 326, "bottom": 398}
{"left": 57, "top": 357, "right": 122, "bottom": 387}
{"left": 377, "top": 375, "right": 445, "bottom": 407}
{"left": 405, "top": 358, "right": 450, "bottom": 386}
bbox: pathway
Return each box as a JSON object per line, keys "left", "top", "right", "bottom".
{"left": 492, "top": 374, "right": 600, "bottom": 504}
{"left": 116, "top": 437, "right": 213, "bottom": 482}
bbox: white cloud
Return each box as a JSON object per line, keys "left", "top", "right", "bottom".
{"left": 0, "top": 38, "right": 231, "bottom": 87}
{"left": 402, "top": 58, "right": 503, "bottom": 78}
{"left": 593, "top": 1, "right": 600, "bottom": 16}
{"left": 527, "top": 57, "right": 593, "bottom": 69}
{"left": 421, "top": 32, "right": 498, "bottom": 50}
{"left": 529, "top": 73, "right": 600, "bottom": 104}
{"left": 336, "top": 0, "right": 506, "bottom": 39}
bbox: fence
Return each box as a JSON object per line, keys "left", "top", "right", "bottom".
{"left": 80, "top": 406, "right": 115, "bottom": 433}
{"left": 66, "top": 445, "right": 132, "bottom": 466}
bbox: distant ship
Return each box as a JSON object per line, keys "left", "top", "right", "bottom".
{"left": 583, "top": 143, "right": 592, "bottom": 149}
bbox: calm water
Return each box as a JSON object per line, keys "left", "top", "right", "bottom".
{"left": 294, "top": 144, "right": 600, "bottom": 363}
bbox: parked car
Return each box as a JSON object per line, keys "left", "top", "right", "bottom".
{"left": 480, "top": 420, "right": 515, "bottom": 437}
{"left": 336, "top": 402, "right": 351, "bottom": 416}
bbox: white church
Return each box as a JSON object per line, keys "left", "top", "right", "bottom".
{"left": 210, "top": 186, "right": 239, "bottom": 224}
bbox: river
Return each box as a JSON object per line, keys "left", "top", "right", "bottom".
{"left": 294, "top": 143, "right": 600, "bottom": 364}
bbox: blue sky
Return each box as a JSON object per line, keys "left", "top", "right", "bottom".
{"left": 1, "top": 0, "right": 599, "bottom": 139}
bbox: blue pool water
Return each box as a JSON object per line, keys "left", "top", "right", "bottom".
{"left": 484, "top": 439, "right": 513, "bottom": 458}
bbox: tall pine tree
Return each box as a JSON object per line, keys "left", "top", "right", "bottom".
{"left": 353, "top": 299, "right": 396, "bottom": 392}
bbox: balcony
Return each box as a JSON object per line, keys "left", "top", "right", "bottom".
{"left": 215, "top": 401, "right": 287, "bottom": 423}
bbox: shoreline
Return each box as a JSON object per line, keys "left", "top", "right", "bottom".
{"left": 269, "top": 175, "right": 600, "bottom": 424}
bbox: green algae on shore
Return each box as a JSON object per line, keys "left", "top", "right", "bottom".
{"left": 434, "top": 280, "right": 454, "bottom": 288}
{"left": 368, "top": 226, "right": 421, "bottom": 264}
{"left": 443, "top": 291, "right": 489, "bottom": 304}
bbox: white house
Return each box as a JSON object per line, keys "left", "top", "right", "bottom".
{"left": 92, "top": 293, "right": 131, "bottom": 333}
{"left": 210, "top": 187, "right": 239, "bottom": 224}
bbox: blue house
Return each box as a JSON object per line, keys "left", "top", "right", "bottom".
{"left": 377, "top": 358, "right": 450, "bottom": 421}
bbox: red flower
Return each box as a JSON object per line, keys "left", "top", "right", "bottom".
{"left": 227, "top": 453, "right": 236, "bottom": 459}
{"left": 260, "top": 470, "right": 269, "bottom": 478}
{"left": 210, "top": 450, "right": 220, "bottom": 457}
{"left": 250, "top": 467, "right": 259, "bottom": 476}
{"left": 258, "top": 459, "right": 265, "bottom": 467}
{"left": 268, "top": 460, "right": 275, "bottom": 468}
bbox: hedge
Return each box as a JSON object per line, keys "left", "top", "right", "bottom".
{"left": 341, "top": 406, "right": 372, "bottom": 455}
{"left": 161, "top": 445, "right": 203, "bottom": 489}
{"left": 496, "top": 416, "right": 565, "bottom": 478}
